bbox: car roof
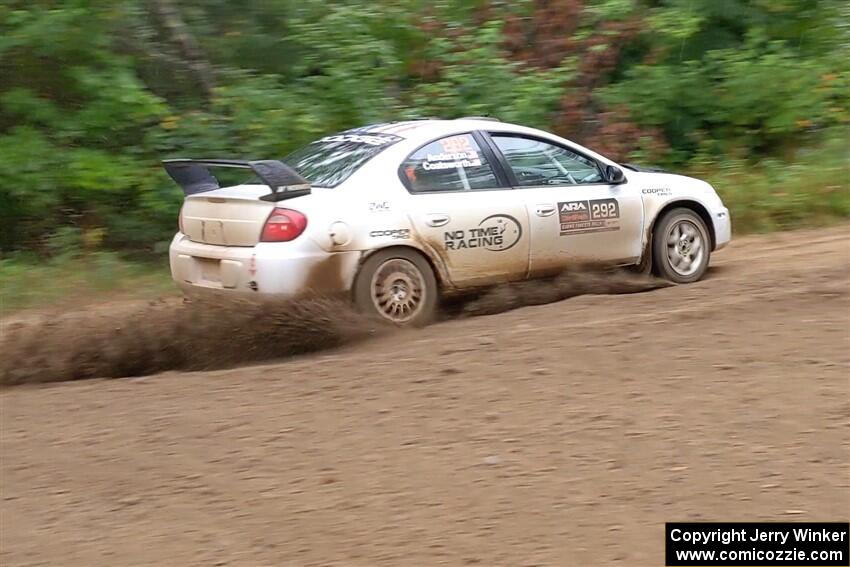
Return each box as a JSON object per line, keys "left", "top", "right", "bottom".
{"left": 344, "top": 118, "right": 548, "bottom": 141}
{"left": 338, "top": 118, "right": 618, "bottom": 171}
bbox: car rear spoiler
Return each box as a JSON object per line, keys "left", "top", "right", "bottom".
{"left": 162, "top": 159, "right": 311, "bottom": 202}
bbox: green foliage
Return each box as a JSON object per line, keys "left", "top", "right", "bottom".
{"left": 1, "top": 1, "right": 170, "bottom": 252}
{"left": 0, "top": 251, "right": 175, "bottom": 314}
{"left": 596, "top": 0, "right": 850, "bottom": 160}
{"left": 695, "top": 130, "right": 850, "bottom": 232}
{"left": 406, "top": 21, "right": 572, "bottom": 127}
{"left": 601, "top": 36, "right": 849, "bottom": 159}
{"left": 0, "top": 0, "right": 848, "bottom": 257}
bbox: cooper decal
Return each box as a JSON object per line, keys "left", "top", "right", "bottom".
{"left": 558, "top": 199, "right": 621, "bottom": 235}
{"left": 642, "top": 187, "right": 672, "bottom": 196}
{"left": 444, "top": 214, "right": 523, "bottom": 252}
{"left": 369, "top": 229, "right": 410, "bottom": 239}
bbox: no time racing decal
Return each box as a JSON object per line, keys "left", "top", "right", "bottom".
{"left": 558, "top": 198, "right": 620, "bottom": 235}
{"left": 444, "top": 214, "right": 523, "bottom": 252}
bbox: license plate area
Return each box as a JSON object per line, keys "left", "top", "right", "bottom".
{"left": 196, "top": 257, "right": 221, "bottom": 283}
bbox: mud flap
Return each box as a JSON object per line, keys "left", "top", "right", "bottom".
{"left": 634, "top": 230, "right": 654, "bottom": 275}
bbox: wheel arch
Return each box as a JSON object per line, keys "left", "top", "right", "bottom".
{"left": 642, "top": 199, "right": 717, "bottom": 265}
{"left": 355, "top": 244, "right": 448, "bottom": 293}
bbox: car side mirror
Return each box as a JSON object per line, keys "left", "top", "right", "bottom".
{"left": 605, "top": 165, "right": 626, "bottom": 184}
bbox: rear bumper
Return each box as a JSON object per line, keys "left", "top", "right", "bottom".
{"left": 169, "top": 233, "right": 361, "bottom": 297}
{"left": 713, "top": 207, "right": 731, "bottom": 250}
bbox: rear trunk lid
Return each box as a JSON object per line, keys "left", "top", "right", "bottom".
{"left": 181, "top": 185, "right": 275, "bottom": 246}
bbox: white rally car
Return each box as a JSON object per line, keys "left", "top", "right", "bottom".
{"left": 166, "top": 117, "right": 731, "bottom": 325}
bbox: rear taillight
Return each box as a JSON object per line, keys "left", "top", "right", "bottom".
{"left": 178, "top": 204, "right": 185, "bottom": 234}
{"left": 260, "top": 208, "right": 308, "bottom": 242}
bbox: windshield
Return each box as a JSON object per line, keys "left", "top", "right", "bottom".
{"left": 283, "top": 132, "right": 402, "bottom": 188}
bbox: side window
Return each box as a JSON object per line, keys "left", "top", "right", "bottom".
{"left": 490, "top": 134, "right": 603, "bottom": 186}
{"left": 401, "top": 133, "right": 500, "bottom": 193}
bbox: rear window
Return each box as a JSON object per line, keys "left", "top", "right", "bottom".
{"left": 284, "top": 133, "right": 402, "bottom": 188}
{"left": 400, "top": 133, "right": 500, "bottom": 193}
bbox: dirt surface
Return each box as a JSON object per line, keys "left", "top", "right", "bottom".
{"left": 1, "top": 225, "right": 849, "bottom": 566}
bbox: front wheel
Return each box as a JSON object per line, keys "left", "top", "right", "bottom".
{"left": 652, "top": 208, "right": 711, "bottom": 283}
{"left": 353, "top": 248, "right": 438, "bottom": 326}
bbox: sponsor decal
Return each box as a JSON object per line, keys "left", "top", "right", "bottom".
{"left": 319, "top": 133, "right": 400, "bottom": 146}
{"left": 423, "top": 153, "right": 481, "bottom": 170}
{"left": 444, "top": 214, "right": 523, "bottom": 252}
{"left": 423, "top": 135, "right": 483, "bottom": 170}
{"left": 369, "top": 201, "right": 390, "bottom": 212}
{"left": 369, "top": 228, "right": 411, "bottom": 239}
{"left": 558, "top": 198, "right": 621, "bottom": 235}
{"left": 642, "top": 187, "right": 672, "bottom": 196}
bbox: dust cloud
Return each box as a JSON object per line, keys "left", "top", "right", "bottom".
{"left": 1, "top": 268, "right": 668, "bottom": 386}
{"left": 461, "top": 266, "right": 671, "bottom": 316}
{"left": 0, "top": 296, "right": 385, "bottom": 386}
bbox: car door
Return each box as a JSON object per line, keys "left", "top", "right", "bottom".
{"left": 485, "top": 133, "right": 643, "bottom": 274}
{"left": 401, "top": 132, "right": 530, "bottom": 288}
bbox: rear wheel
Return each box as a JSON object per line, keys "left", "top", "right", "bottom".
{"left": 652, "top": 208, "right": 711, "bottom": 283}
{"left": 353, "top": 248, "right": 438, "bottom": 326}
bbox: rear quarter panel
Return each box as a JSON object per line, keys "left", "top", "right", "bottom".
{"left": 279, "top": 136, "right": 461, "bottom": 293}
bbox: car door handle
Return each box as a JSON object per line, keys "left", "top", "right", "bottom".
{"left": 535, "top": 205, "right": 556, "bottom": 217}
{"left": 425, "top": 214, "right": 450, "bottom": 227}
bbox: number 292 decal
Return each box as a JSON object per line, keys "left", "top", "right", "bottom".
{"left": 558, "top": 198, "right": 621, "bottom": 235}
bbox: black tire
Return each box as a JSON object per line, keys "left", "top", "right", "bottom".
{"left": 353, "top": 247, "right": 438, "bottom": 326}
{"left": 652, "top": 207, "right": 711, "bottom": 283}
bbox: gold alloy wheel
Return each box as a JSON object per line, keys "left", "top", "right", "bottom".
{"left": 369, "top": 257, "right": 426, "bottom": 323}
